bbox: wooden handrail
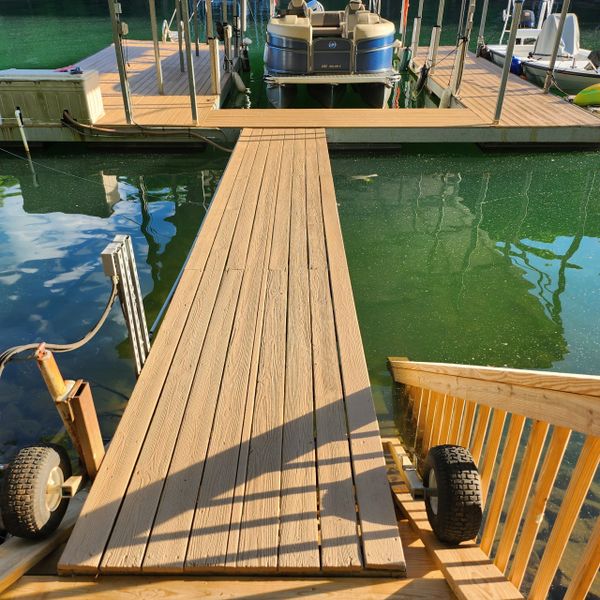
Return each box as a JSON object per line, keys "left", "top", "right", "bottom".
{"left": 391, "top": 357, "right": 600, "bottom": 600}
{"left": 389, "top": 358, "right": 600, "bottom": 437}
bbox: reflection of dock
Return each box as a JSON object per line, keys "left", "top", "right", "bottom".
{"left": 58, "top": 129, "right": 407, "bottom": 578}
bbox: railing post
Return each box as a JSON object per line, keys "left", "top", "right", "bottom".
{"left": 476, "top": 0, "right": 490, "bottom": 54}
{"left": 149, "top": 0, "right": 164, "bottom": 94}
{"left": 493, "top": 0, "right": 523, "bottom": 124}
{"left": 176, "top": 0, "right": 185, "bottom": 71}
{"left": 209, "top": 37, "right": 221, "bottom": 99}
{"left": 543, "top": 0, "right": 571, "bottom": 93}
{"left": 427, "top": 0, "right": 446, "bottom": 73}
{"left": 410, "top": 0, "right": 425, "bottom": 62}
{"left": 450, "top": 0, "right": 476, "bottom": 96}
{"left": 181, "top": 0, "right": 199, "bottom": 123}
{"left": 107, "top": 0, "right": 133, "bottom": 123}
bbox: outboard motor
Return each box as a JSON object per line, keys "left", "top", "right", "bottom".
{"left": 520, "top": 9, "right": 535, "bottom": 28}
{"left": 589, "top": 50, "right": 600, "bottom": 69}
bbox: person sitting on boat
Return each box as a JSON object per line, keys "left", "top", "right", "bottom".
{"left": 287, "top": 0, "right": 309, "bottom": 17}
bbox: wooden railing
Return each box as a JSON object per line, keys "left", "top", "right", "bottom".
{"left": 389, "top": 358, "right": 600, "bottom": 600}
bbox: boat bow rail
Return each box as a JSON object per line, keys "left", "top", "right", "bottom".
{"left": 389, "top": 358, "right": 600, "bottom": 600}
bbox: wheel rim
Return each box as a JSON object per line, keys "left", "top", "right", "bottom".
{"left": 45, "top": 466, "right": 64, "bottom": 512}
{"left": 428, "top": 470, "right": 438, "bottom": 516}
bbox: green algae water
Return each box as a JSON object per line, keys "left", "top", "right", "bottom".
{"left": 1, "top": 0, "right": 600, "bottom": 596}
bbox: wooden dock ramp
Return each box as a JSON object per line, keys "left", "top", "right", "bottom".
{"left": 59, "top": 128, "right": 406, "bottom": 576}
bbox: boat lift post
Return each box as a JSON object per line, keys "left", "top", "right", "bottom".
{"left": 410, "top": 0, "right": 425, "bottom": 64}
{"left": 400, "top": 0, "right": 409, "bottom": 46}
{"left": 543, "top": 0, "right": 571, "bottom": 93}
{"left": 107, "top": 0, "right": 133, "bottom": 124}
{"left": 181, "top": 0, "right": 199, "bottom": 122}
{"left": 149, "top": 0, "right": 164, "bottom": 94}
{"left": 476, "top": 0, "right": 490, "bottom": 54}
{"left": 494, "top": 0, "right": 523, "bottom": 123}
{"left": 176, "top": 0, "right": 185, "bottom": 71}
{"left": 206, "top": 0, "right": 215, "bottom": 41}
{"left": 194, "top": 0, "right": 201, "bottom": 56}
{"left": 450, "top": 0, "right": 477, "bottom": 96}
{"left": 222, "top": 0, "right": 228, "bottom": 23}
{"left": 427, "top": 0, "right": 446, "bottom": 74}
{"left": 241, "top": 0, "right": 247, "bottom": 36}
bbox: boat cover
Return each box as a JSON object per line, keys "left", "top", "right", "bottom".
{"left": 533, "top": 13, "right": 580, "bottom": 58}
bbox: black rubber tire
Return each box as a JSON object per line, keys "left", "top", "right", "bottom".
{"left": 0, "top": 444, "right": 72, "bottom": 540}
{"left": 423, "top": 444, "right": 482, "bottom": 545}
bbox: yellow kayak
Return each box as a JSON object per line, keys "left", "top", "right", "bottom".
{"left": 574, "top": 83, "right": 600, "bottom": 107}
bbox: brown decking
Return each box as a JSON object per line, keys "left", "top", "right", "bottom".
{"left": 58, "top": 129, "right": 405, "bottom": 577}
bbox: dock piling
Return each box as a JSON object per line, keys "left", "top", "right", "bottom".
{"left": 107, "top": 0, "right": 133, "bottom": 123}
{"left": 477, "top": 0, "right": 490, "bottom": 54}
{"left": 149, "top": 0, "right": 164, "bottom": 94}
{"left": 494, "top": 0, "right": 523, "bottom": 123}
{"left": 410, "top": 0, "right": 425, "bottom": 62}
{"left": 176, "top": 0, "right": 185, "bottom": 71}
{"left": 428, "top": 0, "right": 446, "bottom": 73}
{"left": 543, "top": 0, "right": 571, "bottom": 93}
{"left": 181, "top": 0, "right": 199, "bottom": 123}
{"left": 450, "top": 0, "right": 477, "bottom": 96}
{"left": 194, "top": 0, "right": 200, "bottom": 56}
{"left": 209, "top": 37, "right": 221, "bottom": 98}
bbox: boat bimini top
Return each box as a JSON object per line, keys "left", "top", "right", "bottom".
{"left": 264, "top": 0, "right": 396, "bottom": 76}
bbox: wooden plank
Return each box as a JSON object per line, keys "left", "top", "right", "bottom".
{"left": 469, "top": 405, "right": 491, "bottom": 466}
{"left": 58, "top": 128, "right": 250, "bottom": 574}
{"left": 479, "top": 409, "right": 507, "bottom": 505}
{"left": 4, "top": 574, "right": 456, "bottom": 599}
{"left": 448, "top": 397, "right": 465, "bottom": 445}
{"left": 528, "top": 436, "right": 600, "bottom": 600}
{"left": 310, "top": 267, "right": 363, "bottom": 571}
{"left": 185, "top": 131, "right": 279, "bottom": 570}
{"left": 386, "top": 439, "right": 523, "bottom": 600}
{"left": 99, "top": 131, "right": 268, "bottom": 573}
{"left": 508, "top": 426, "right": 571, "bottom": 587}
{"left": 141, "top": 270, "right": 243, "bottom": 572}
{"left": 494, "top": 420, "right": 549, "bottom": 573}
{"left": 278, "top": 130, "right": 320, "bottom": 571}
{"left": 480, "top": 414, "right": 526, "bottom": 555}
{"left": 0, "top": 493, "right": 85, "bottom": 595}
{"left": 563, "top": 517, "right": 600, "bottom": 600}
{"left": 316, "top": 133, "right": 405, "bottom": 573}
{"left": 390, "top": 366, "right": 600, "bottom": 437}
{"left": 459, "top": 401, "right": 476, "bottom": 449}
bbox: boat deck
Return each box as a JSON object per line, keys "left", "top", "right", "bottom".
{"left": 58, "top": 128, "right": 406, "bottom": 577}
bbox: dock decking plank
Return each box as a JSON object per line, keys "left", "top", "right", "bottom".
{"left": 60, "top": 128, "right": 405, "bottom": 577}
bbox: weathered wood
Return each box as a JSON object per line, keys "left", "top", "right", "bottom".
{"left": 316, "top": 132, "right": 406, "bottom": 573}
{"left": 390, "top": 360, "right": 600, "bottom": 436}
{"left": 0, "top": 494, "right": 85, "bottom": 594}
{"left": 528, "top": 435, "right": 600, "bottom": 600}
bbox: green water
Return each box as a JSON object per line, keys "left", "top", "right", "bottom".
{"left": 1, "top": 0, "right": 599, "bottom": 596}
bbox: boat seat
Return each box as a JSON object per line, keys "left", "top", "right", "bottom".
{"left": 311, "top": 11, "right": 344, "bottom": 37}
{"left": 354, "top": 12, "right": 394, "bottom": 42}
{"left": 268, "top": 14, "right": 312, "bottom": 42}
{"left": 287, "top": 0, "right": 310, "bottom": 18}
{"left": 343, "top": 1, "right": 367, "bottom": 39}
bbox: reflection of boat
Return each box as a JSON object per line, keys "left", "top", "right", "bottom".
{"left": 483, "top": 0, "right": 600, "bottom": 95}
{"left": 264, "top": 0, "right": 400, "bottom": 108}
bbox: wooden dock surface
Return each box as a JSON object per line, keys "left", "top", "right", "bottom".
{"left": 58, "top": 128, "right": 406, "bottom": 577}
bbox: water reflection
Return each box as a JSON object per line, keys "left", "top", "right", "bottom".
{"left": 0, "top": 151, "right": 226, "bottom": 462}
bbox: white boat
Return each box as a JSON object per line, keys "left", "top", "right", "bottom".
{"left": 483, "top": 0, "right": 600, "bottom": 95}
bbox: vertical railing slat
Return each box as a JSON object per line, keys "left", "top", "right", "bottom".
{"left": 494, "top": 420, "right": 549, "bottom": 573}
{"left": 459, "top": 400, "right": 476, "bottom": 448}
{"left": 479, "top": 409, "right": 508, "bottom": 504}
{"left": 470, "top": 404, "right": 491, "bottom": 466}
{"left": 563, "top": 516, "right": 600, "bottom": 600}
{"left": 509, "top": 426, "right": 571, "bottom": 588}
{"left": 480, "top": 414, "right": 526, "bottom": 555}
{"left": 448, "top": 397, "right": 465, "bottom": 445}
{"left": 528, "top": 436, "right": 600, "bottom": 600}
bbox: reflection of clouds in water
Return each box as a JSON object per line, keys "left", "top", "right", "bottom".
{"left": 44, "top": 262, "right": 96, "bottom": 290}
{"left": 0, "top": 273, "right": 21, "bottom": 285}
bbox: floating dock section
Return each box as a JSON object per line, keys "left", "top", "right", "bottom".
{"left": 59, "top": 129, "right": 406, "bottom": 576}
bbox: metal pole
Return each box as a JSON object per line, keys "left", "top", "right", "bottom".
{"left": 477, "top": 0, "right": 490, "bottom": 52}
{"left": 240, "top": 0, "right": 247, "bottom": 36}
{"left": 107, "top": 0, "right": 133, "bottom": 123}
{"left": 149, "top": 0, "right": 164, "bottom": 94}
{"left": 451, "top": 0, "right": 476, "bottom": 95}
{"left": 222, "top": 0, "right": 228, "bottom": 22}
{"left": 494, "top": 0, "right": 523, "bottom": 123}
{"left": 194, "top": 0, "right": 200, "bottom": 56}
{"left": 181, "top": 0, "right": 199, "bottom": 123}
{"left": 176, "top": 0, "right": 185, "bottom": 71}
{"left": 400, "top": 0, "right": 409, "bottom": 46}
{"left": 428, "top": 0, "right": 446, "bottom": 73}
{"left": 411, "top": 0, "right": 425, "bottom": 62}
{"left": 209, "top": 37, "right": 221, "bottom": 98}
{"left": 543, "top": 0, "right": 571, "bottom": 93}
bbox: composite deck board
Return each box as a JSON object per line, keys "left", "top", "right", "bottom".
{"left": 59, "top": 129, "right": 405, "bottom": 577}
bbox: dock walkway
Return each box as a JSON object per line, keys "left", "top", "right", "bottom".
{"left": 58, "top": 129, "right": 406, "bottom": 576}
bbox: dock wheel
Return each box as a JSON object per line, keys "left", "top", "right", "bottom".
{"left": 423, "top": 445, "right": 482, "bottom": 545}
{"left": 0, "top": 444, "right": 71, "bottom": 539}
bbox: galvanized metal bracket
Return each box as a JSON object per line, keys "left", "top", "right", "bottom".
{"left": 101, "top": 235, "right": 150, "bottom": 375}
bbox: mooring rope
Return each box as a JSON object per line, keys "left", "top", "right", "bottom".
{"left": 0, "top": 276, "right": 120, "bottom": 381}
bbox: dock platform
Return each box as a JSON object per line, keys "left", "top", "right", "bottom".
{"left": 58, "top": 128, "right": 406, "bottom": 577}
